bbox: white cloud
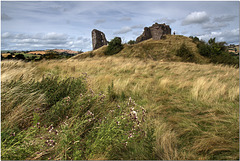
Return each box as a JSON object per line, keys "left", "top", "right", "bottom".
{"left": 198, "top": 28, "right": 239, "bottom": 44}
{"left": 43, "top": 32, "right": 68, "bottom": 40}
{"left": 182, "top": 11, "right": 210, "bottom": 25}
{"left": 1, "top": 32, "right": 91, "bottom": 51}
{"left": 1, "top": 32, "right": 12, "bottom": 38}
{"left": 113, "top": 26, "right": 132, "bottom": 35}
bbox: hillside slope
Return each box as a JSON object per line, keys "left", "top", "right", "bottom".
{"left": 71, "top": 35, "right": 209, "bottom": 63}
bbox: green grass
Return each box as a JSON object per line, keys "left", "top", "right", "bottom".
{"left": 1, "top": 56, "right": 239, "bottom": 160}
{"left": 1, "top": 70, "right": 155, "bottom": 160}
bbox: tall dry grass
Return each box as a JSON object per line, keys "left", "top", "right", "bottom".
{"left": 1, "top": 57, "right": 239, "bottom": 160}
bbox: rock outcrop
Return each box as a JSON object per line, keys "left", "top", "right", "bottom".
{"left": 136, "top": 23, "right": 171, "bottom": 43}
{"left": 92, "top": 29, "right": 108, "bottom": 50}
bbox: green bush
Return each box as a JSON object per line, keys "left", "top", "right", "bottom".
{"left": 127, "top": 40, "right": 136, "bottom": 45}
{"left": 15, "top": 54, "right": 26, "bottom": 60}
{"left": 210, "top": 52, "right": 239, "bottom": 67}
{"left": 176, "top": 43, "right": 195, "bottom": 62}
{"left": 195, "top": 37, "right": 239, "bottom": 67}
{"left": 104, "top": 37, "right": 123, "bottom": 56}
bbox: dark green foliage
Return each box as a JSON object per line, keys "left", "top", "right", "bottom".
{"left": 43, "top": 50, "right": 59, "bottom": 59}
{"left": 36, "top": 76, "right": 85, "bottom": 106}
{"left": 128, "top": 40, "right": 136, "bottom": 45}
{"left": 197, "top": 41, "right": 211, "bottom": 57}
{"left": 6, "top": 54, "right": 13, "bottom": 59}
{"left": 104, "top": 37, "right": 123, "bottom": 56}
{"left": 189, "top": 36, "right": 200, "bottom": 43}
{"left": 176, "top": 43, "right": 195, "bottom": 62}
{"left": 15, "top": 54, "right": 26, "bottom": 60}
{"left": 195, "top": 37, "right": 239, "bottom": 67}
{"left": 210, "top": 52, "right": 239, "bottom": 67}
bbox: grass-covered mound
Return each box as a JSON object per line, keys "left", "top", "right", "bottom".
{"left": 72, "top": 35, "right": 209, "bottom": 64}
{"left": 118, "top": 35, "right": 208, "bottom": 63}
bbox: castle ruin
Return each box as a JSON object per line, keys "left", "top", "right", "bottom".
{"left": 92, "top": 29, "right": 108, "bottom": 50}
{"left": 136, "top": 23, "right": 171, "bottom": 43}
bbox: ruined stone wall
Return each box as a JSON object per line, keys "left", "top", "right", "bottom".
{"left": 136, "top": 23, "right": 171, "bottom": 43}
{"left": 92, "top": 29, "right": 108, "bottom": 50}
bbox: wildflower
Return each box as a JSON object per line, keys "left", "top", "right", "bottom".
{"left": 129, "top": 97, "right": 132, "bottom": 103}
{"left": 117, "top": 105, "right": 120, "bottom": 108}
{"left": 86, "top": 110, "right": 94, "bottom": 116}
{"left": 116, "top": 121, "right": 120, "bottom": 125}
{"left": 12, "top": 132, "right": 15, "bottom": 136}
{"left": 128, "top": 133, "right": 133, "bottom": 139}
{"left": 130, "top": 110, "right": 138, "bottom": 120}
{"left": 55, "top": 130, "right": 59, "bottom": 135}
{"left": 127, "top": 97, "right": 132, "bottom": 106}
{"left": 48, "top": 124, "right": 54, "bottom": 133}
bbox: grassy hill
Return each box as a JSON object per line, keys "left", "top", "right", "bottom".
{"left": 72, "top": 35, "right": 209, "bottom": 64}
{"left": 1, "top": 56, "right": 239, "bottom": 160}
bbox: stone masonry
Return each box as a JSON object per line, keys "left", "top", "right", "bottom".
{"left": 136, "top": 23, "right": 171, "bottom": 43}
{"left": 92, "top": 29, "right": 108, "bottom": 50}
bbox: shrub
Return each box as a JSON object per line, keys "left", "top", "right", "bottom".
{"left": 189, "top": 36, "right": 200, "bottom": 43}
{"left": 196, "top": 37, "right": 238, "bottom": 67}
{"left": 197, "top": 41, "right": 212, "bottom": 57}
{"left": 104, "top": 37, "right": 123, "bottom": 56}
{"left": 15, "top": 54, "right": 26, "bottom": 60}
{"left": 127, "top": 40, "right": 136, "bottom": 45}
{"left": 210, "top": 52, "right": 239, "bottom": 67}
{"left": 176, "top": 43, "right": 195, "bottom": 62}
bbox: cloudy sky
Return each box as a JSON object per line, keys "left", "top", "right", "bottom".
{"left": 1, "top": 1, "right": 239, "bottom": 51}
